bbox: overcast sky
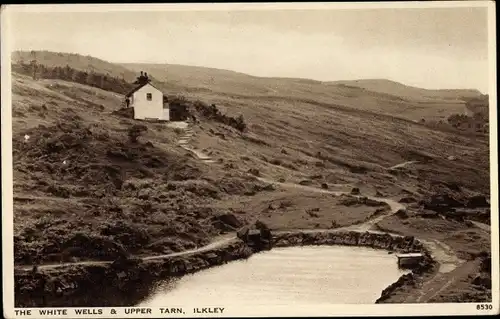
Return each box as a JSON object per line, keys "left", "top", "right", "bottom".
{"left": 7, "top": 5, "right": 492, "bottom": 92}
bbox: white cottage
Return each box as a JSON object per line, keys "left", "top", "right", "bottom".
{"left": 125, "top": 81, "right": 169, "bottom": 121}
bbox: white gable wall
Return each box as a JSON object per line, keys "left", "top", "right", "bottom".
{"left": 162, "top": 107, "right": 170, "bottom": 121}
{"left": 131, "top": 84, "right": 165, "bottom": 120}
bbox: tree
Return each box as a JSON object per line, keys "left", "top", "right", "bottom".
{"left": 64, "top": 65, "right": 74, "bottom": 81}
{"left": 30, "top": 59, "right": 38, "bottom": 80}
{"left": 85, "top": 71, "right": 94, "bottom": 87}
{"left": 101, "top": 75, "right": 108, "bottom": 90}
{"left": 75, "top": 70, "right": 87, "bottom": 84}
{"left": 37, "top": 64, "right": 48, "bottom": 79}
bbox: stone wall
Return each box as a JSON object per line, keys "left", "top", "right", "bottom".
{"left": 274, "top": 231, "right": 425, "bottom": 253}
{"left": 15, "top": 241, "right": 253, "bottom": 307}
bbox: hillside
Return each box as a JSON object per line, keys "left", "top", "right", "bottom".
{"left": 12, "top": 50, "right": 483, "bottom": 122}
{"left": 12, "top": 51, "right": 138, "bottom": 82}
{"left": 331, "top": 79, "right": 482, "bottom": 102}
{"left": 10, "top": 51, "right": 491, "bottom": 304}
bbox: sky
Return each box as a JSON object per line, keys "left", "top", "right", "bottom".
{"left": 6, "top": 4, "right": 492, "bottom": 93}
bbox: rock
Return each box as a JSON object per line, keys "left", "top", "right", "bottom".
{"left": 466, "top": 195, "right": 489, "bottom": 208}
{"left": 306, "top": 208, "right": 320, "bottom": 217}
{"left": 215, "top": 132, "right": 226, "bottom": 139}
{"left": 419, "top": 211, "right": 440, "bottom": 219}
{"left": 299, "top": 180, "right": 313, "bottom": 186}
{"left": 351, "top": 187, "right": 360, "bottom": 195}
{"left": 465, "top": 220, "right": 475, "bottom": 227}
{"left": 472, "top": 275, "right": 492, "bottom": 289}
{"left": 422, "top": 194, "right": 464, "bottom": 212}
{"left": 399, "top": 196, "right": 416, "bottom": 203}
{"left": 447, "top": 155, "right": 456, "bottom": 161}
{"left": 267, "top": 203, "right": 277, "bottom": 210}
{"left": 395, "top": 208, "right": 408, "bottom": 219}
{"left": 236, "top": 226, "right": 250, "bottom": 240}
{"left": 213, "top": 213, "right": 243, "bottom": 229}
{"left": 338, "top": 195, "right": 359, "bottom": 206}
{"left": 247, "top": 168, "right": 260, "bottom": 176}
{"left": 237, "top": 221, "right": 272, "bottom": 251}
{"left": 321, "top": 183, "right": 328, "bottom": 189}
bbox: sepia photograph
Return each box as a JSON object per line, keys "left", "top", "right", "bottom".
{"left": 1, "top": 2, "right": 498, "bottom": 318}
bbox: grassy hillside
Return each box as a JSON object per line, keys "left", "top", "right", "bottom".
{"left": 331, "top": 79, "right": 482, "bottom": 102}
{"left": 12, "top": 51, "right": 137, "bottom": 82}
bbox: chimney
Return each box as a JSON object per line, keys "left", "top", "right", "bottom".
{"left": 140, "top": 71, "right": 144, "bottom": 76}
{"left": 145, "top": 72, "right": 148, "bottom": 79}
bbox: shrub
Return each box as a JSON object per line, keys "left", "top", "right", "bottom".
{"left": 128, "top": 124, "right": 148, "bottom": 143}
{"left": 235, "top": 114, "right": 247, "bottom": 132}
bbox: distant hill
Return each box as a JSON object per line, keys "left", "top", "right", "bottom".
{"left": 123, "top": 62, "right": 479, "bottom": 122}
{"left": 12, "top": 50, "right": 138, "bottom": 81}
{"left": 331, "top": 79, "right": 482, "bottom": 102}
{"left": 11, "top": 50, "right": 484, "bottom": 122}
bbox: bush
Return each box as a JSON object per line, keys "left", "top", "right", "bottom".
{"left": 128, "top": 124, "right": 148, "bottom": 143}
{"left": 192, "top": 101, "right": 247, "bottom": 132}
{"left": 235, "top": 115, "right": 247, "bottom": 132}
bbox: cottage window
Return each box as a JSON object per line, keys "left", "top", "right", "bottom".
{"left": 146, "top": 93, "right": 152, "bottom": 101}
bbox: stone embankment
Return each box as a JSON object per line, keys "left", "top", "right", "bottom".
{"left": 15, "top": 241, "right": 253, "bottom": 307}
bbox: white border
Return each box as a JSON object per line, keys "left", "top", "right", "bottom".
{"left": 1, "top": 1, "right": 494, "bottom": 12}
{"left": 1, "top": 2, "right": 499, "bottom": 318}
{"left": 2, "top": 5, "right": 16, "bottom": 319}
{"left": 487, "top": 1, "right": 499, "bottom": 311}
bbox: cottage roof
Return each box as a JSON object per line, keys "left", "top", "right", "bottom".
{"left": 125, "top": 81, "right": 163, "bottom": 98}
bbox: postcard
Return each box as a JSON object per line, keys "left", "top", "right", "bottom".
{"left": 1, "top": 2, "right": 498, "bottom": 318}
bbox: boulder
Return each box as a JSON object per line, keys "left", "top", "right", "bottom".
{"left": 422, "top": 194, "right": 464, "bottom": 212}
{"left": 351, "top": 187, "right": 360, "bottom": 195}
{"left": 299, "top": 180, "right": 313, "bottom": 186}
{"left": 472, "top": 275, "right": 492, "bottom": 289}
{"left": 247, "top": 168, "right": 260, "bottom": 176}
{"left": 237, "top": 221, "right": 272, "bottom": 250}
{"left": 466, "top": 195, "right": 489, "bottom": 208}
{"left": 395, "top": 208, "right": 409, "bottom": 219}
{"left": 213, "top": 213, "right": 243, "bottom": 230}
{"left": 399, "top": 196, "right": 416, "bottom": 203}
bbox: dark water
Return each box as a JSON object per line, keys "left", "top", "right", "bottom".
{"left": 139, "top": 246, "right": 408, "bottom": 307}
